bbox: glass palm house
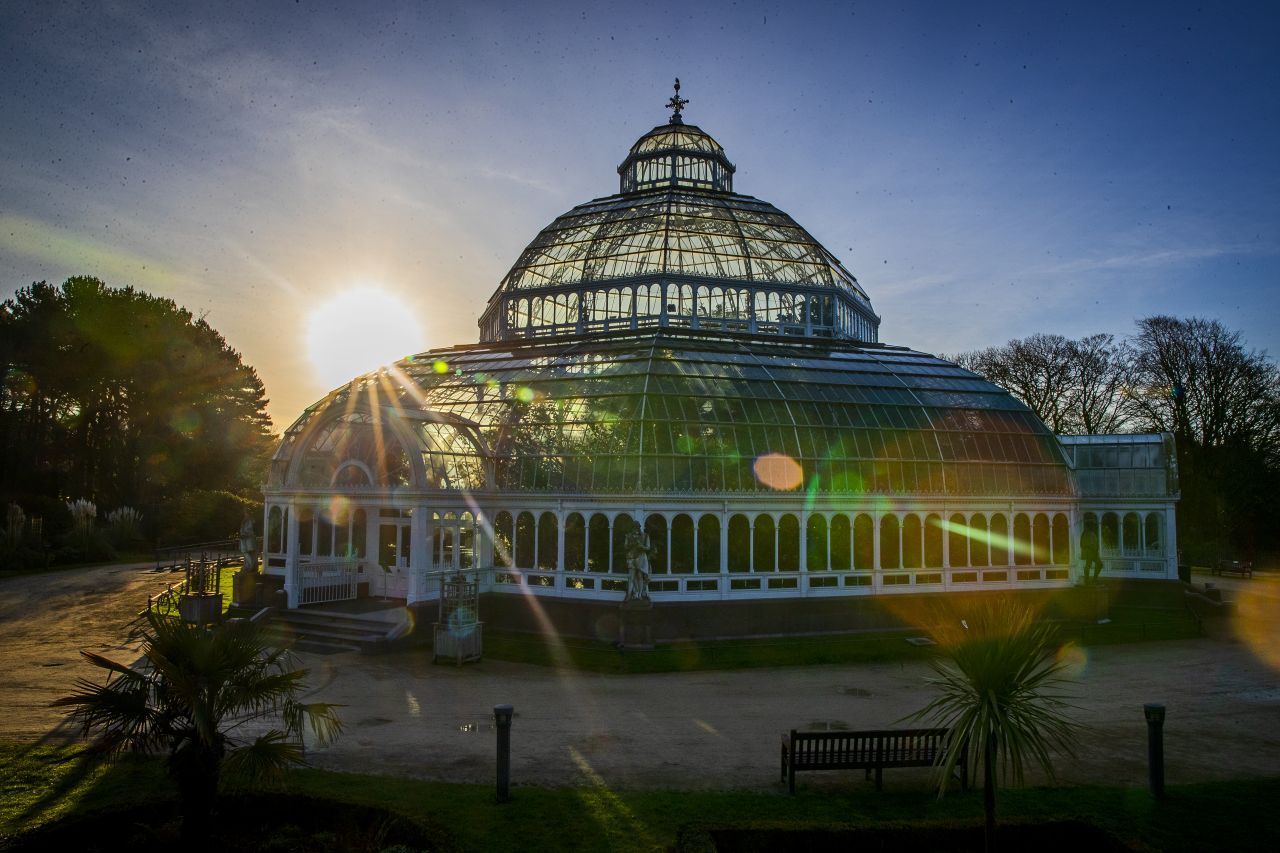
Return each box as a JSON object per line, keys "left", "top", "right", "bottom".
{"left": 262, "top": 89, "right": 1179, "bottom": 639}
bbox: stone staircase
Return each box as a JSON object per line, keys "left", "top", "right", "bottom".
{"left": 254, "top": 607, "right": 411, "bottom": 654}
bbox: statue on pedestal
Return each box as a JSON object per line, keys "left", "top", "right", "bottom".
{"left": 624, "top": 515, "right": 651, "bottom": 603}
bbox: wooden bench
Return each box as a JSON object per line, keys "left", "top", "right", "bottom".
{"left": 781, "top": 727, "right": 966, "bottom": 794}
{"left": 1213, "top": 560, "right": 1253, "bottom": 578}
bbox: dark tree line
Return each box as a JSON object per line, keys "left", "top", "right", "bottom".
{"left": 0, "top": 277, "right": 274, "bottom": 552}
{"left": 955, "top": 317, "right": 1280, "bottom": 562}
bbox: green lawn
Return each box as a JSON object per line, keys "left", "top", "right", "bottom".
{"left": 3, "top": 742, "right": 1274, "bottom": 852}
{"left": 480, "top": 605, "right": 1201, "bottom": 674}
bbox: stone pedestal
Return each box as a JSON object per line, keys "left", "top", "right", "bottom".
{"left": 233, "top": 570, "right": 259, "bottom": 608}
{"left": 618, "top": 598, "right": 654, "bottom": 650}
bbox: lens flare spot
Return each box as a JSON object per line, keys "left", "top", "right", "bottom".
{"left": 1056, "top": 642, "right": 1088, "bottom": 677}
{"left": 516, "top": 386, "right": 536, "bottom": 403}
{"left": 326, "top": 495, "right": 351, "bottom": 522}
{"left": 1233, "top": 585, "right": 1280, "bottom": 671}
{"left": 754, "top": 453, "right": 804, "bottom": 490}
{"left": 433, "top": 358, "right": 449, "bottom": 374}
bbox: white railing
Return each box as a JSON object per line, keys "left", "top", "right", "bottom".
{"left": 485, "top": 564, "right": 1073, "bottom": 599}
{"left": 299, "top": 560, "right": 359, "bottom": 605}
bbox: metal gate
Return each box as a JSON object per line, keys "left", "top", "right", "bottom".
{"left": 299, "top": 560, "right": 358, "bottom": 605}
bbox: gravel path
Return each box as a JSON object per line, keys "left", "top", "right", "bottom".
{"left": 2, "top": 565, "right": 1277, "bottom": 791}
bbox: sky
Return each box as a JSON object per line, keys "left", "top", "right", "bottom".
{"left": 2, "top": 1, "right": 1278, "bottom": 425}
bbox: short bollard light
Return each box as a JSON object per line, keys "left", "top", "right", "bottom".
{"left": 1144, "top": 703, "right": 1166, "bottom": 798}
{"left": 494, "top": 703, "right": 514, "bottom": 803}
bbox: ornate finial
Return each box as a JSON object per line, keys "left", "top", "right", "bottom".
{"left": 666, "top": 77, "right": 689, "bottom": 124}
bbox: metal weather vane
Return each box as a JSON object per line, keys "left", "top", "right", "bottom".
{"left": 667, "top": 77, "right": 689, "bottom": 124}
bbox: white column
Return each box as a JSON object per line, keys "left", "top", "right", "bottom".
{"left": 284, "top": 503, "right": 300, "bottom": 608}
{"left": 407, "top": 507, "right": 430, "bottom": 605}
{"left": 942, "top": 514, "right": 951, "bottom": 568}
{"left": 872, "top": 513, "right": 881, "bottom": 570}
{"left": 719, "top": 513, "right": 729, "bottom": 572}
{"left": 799, "top": 513, "right": 808, "bottom": 572}
{"left": 557, "top": 511, "right": 566, "bottom": 573}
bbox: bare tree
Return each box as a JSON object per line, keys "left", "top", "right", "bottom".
{"left": 955, "top": 334, "right": 1130, "bottom": 435}
{"left": 1068, "top": 333, "right": 1133, "bottom": 435}
{"left": 1127, "top": 316, "right": 1280, "bottom": 455}
{"left": 955, "top": 334, "right": 1076, "bottom": 433}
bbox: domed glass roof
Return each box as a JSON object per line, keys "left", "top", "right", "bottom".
{"left": 273, "top": 330, "right": 1073, "bottom": 498}
{"left": 478, "top": 94, "right": 879, "bottom": 344}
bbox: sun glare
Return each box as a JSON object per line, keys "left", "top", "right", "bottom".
{"left": 306, "top": 287, "right": 425, "bottom": 389}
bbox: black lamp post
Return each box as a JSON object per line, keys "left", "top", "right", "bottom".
{"left": 494, "top": 703, "right": 513, "bottom": 802}
{"left": 1144, "top": 703, "right": 1166, "bottom": 798}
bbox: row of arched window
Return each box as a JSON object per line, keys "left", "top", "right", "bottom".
{"left": 500, "top": 283, "right": 876, "bottom": 342}
{"left": 489, "top": 510, "right": 1072, "bottom": 573}
{"left": 1085, "top": 511, "right": 1164, "bottom": 555}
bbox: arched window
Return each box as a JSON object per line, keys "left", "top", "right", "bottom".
{"left": 267, "top": 506, "right": 283, "bottom": 553}
{"left": 1052, "top": 513, "right": 1070, "bottom": 564}
{"left": 316, "top": 509, "right": 333, "bottom": 557}
{"left": 779, "top": 515, "right": 800, "bottom": 571}
{"left": 297, "top": 506, "right": 314, "bottom": 556}
{"left": 853, "top": 513, "right": 873, "bottom": 570}
{"left": 698, "top": 514, "right": 720, "bottom": 573}
{"left": 564, "top": 512, "right": 585, "bottom": 571}
{"left": 949, "top": 513, "right": 968, "bottom": 567}
{"left": 924, "top": 514, "right": 943, "bottom": 568}
{"left": 806, "top": 515, "right": 828, "bottom": 571}
{"left": 902, "top": 514, "right": 922, "bottom": 569}
{"left": 830, "top": 514, "right": 851, "bottom": 570}
{"left": 728, "top": 514, "right": 750, "bottom": 572}
{"left": 970, "top": 514, "right": 988, "bottom": 567}
{"left": 1033, "top": 513, "right": 1051, "bottom": 565}
{"left": 989, "top": 514, "right": 1008, "bottom": 565}
{"left": 537, "top": 512, "right": 558, "bottom": 570}
{"left": 1101, "top": 513, "right": 1119, "bottom": 553}
{"left": 671, "top": 514, "right": 695, "bottom": 574}
{"left": 334, "top": 504, "right": 349, "bottom": 557}
{"left": 493, "top": 511, "right": 513, "bottom": 568}
{"left": 1144, "top": 513, "right": 1162, "bottom": 555}
{"left": 587, "top": 513, "right": 609, "bottom": 571}
{"left": 880, "top": 515, "right": 900, "bottom": 570}
{"left": 646, "top": 514, "right": 668, "bottom": 574}
{"left": 515, "top": 512, "right": 536, "bottom": 569}
{"left": 1013, "top": 513, "right": 1032, "bottom": 566}
{"left": 1122, "top": 512, "right": 1141, "bottom": 555}
{"left": 753, "top": 515, "right": 776, "bottom": 572}
{"left": 612, "top": 514, "right": 631, "bottom": 572}
{"left": 352, "top": 508, "right": 367, "bottom": 558}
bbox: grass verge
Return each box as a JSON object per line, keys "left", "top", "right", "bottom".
{"left": 479, "top": 605, "right": 1201, "bottom": 674}
{"left": 5, "top": 742, "right": 1274, "bottom": 853}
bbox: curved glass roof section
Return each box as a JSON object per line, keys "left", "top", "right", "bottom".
{"left": 274, "top": 331, "right": 1073, "bottom": 498}
{"left": 496, "top": 189, "right": 870, "bottom": 300}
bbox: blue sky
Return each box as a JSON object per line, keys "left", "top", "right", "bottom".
{"left": 2, "top": 1, "right": 1277, "bottom": 422}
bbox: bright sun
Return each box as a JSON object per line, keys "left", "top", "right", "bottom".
{"left": 306, "top": 287, "right": 425, "bottom": 389}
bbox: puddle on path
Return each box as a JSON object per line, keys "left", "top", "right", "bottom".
{"left": 805, "top": 720, "right": 850, "bottom": 731}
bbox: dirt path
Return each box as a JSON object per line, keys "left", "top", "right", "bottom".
{"left": 2, "top": 565, "right": 1277, "bottom": 791}
{"left": 0, "top": 563, "right": 181, "bottom": 741}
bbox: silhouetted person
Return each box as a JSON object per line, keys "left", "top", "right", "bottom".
{"left": 1080, "top": 523, "right": 1103, "bottom": 584}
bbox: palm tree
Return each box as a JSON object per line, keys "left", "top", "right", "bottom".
{"left": 909, "top": 598, "right": 1079, "bottom": 853}
{"left": 56, "top": 612, "right": 342, "bottom": 841}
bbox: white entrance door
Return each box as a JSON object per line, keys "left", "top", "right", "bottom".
{"left": 377, "top": 518, "right": 412, "bottom": 598}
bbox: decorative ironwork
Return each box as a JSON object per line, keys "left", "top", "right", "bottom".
{"left": 666, "top": 77, "right": 689, "bottom": 123}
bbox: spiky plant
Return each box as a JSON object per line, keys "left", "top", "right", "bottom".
{"left": 56, "top": 612, "right": 342, "bottom": 840}
{"left": 909, "top": 598, "right": 1079, "bottom": 852}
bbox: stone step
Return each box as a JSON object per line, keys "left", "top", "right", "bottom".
{"left": 262, "top": 607, "right": 405, "bottom": 654}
